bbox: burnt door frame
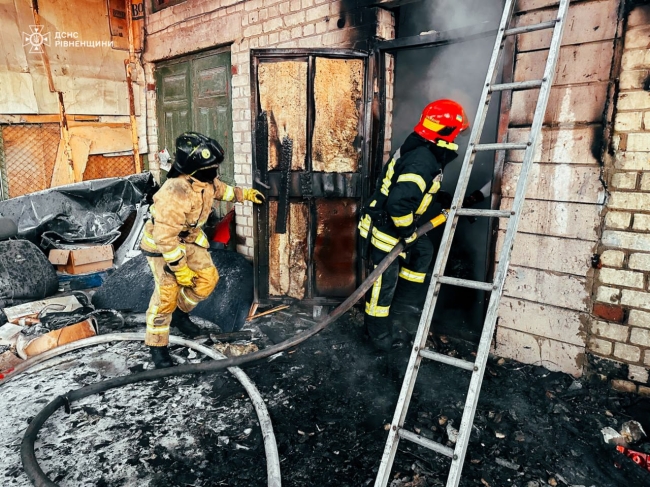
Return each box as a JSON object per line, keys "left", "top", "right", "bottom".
{"left": 251, "top": 48, "right": 375, "bottom": 305}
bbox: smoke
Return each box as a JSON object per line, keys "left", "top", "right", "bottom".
{"left": 389, "top": 0, "right": 506, "bottom": 336}
{"left": 391, "top": 0, "right": 505, "bottom": 149}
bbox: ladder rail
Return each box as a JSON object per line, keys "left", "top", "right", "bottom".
{"left": 373, "top": 0, "right": 518, "bottom": 484}
{"left": 375, "top": 0, "right": 572, "bottom": 485}
{"left": 447, "top": 1, "right": 571, "bottom": 485}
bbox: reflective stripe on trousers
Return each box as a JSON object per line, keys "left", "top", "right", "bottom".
{"left": 145, "top": 244, "right": 219, "bottom": 347}
{"left": 363, "top": 237, "right": 434, "bottom": 320}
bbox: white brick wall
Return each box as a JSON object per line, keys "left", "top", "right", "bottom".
{"left": 142, "top": 0, "right": 395, "bottom": 259}
{"left": 494, "top": 1, "right": 650, "bottom": 388}
{"left": 629, "top": 253, "right": 650, "bottom": 271}
{"left": 595, "top": 285, "right": 621, "bottom": 304}
{"left": 629, "top": 309, "right": 650, "bottom": 328}
{"left": 600, "top": 250, "right": 625, "bottom": 267}
{"left": 584, "top": 5, "right": 650, "bottom": 389}
{"left": 495, "top": 0, "right": 623, "bottom": 378}
{"left": 591, "top": 320, "right": 629, "bottom": 342}
{"left": 605, "top": 211, "right": 632, "bottom": 229}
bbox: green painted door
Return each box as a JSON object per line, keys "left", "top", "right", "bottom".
{"left": 192, "top": 52, "right": 234, "bottom": 189}
{"left": 156, "top": 49, "right": 234, "bottom": 216}
{"left": 156, "top": 60, "right": 191, "bottom": 162}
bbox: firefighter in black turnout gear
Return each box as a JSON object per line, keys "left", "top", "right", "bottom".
{"left": 359, "top": 100, "right": 470, "bottom": 352}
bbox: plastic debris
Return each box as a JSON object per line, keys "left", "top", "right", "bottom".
{"left": 616, "top": 445, "right": 650, "bottom": 473}
{"left": 446, "top": 421, "right": 459, "bottom": 444}
{"left": 602, "top": 426, "right": 626, "bottom": 446}
{"left": 495, "top": 457, "right": 520, "bottom": 471}
{"left": 602, "top": 421, "right": 646, "bottom": 447}
{"left": 621, "top": 420, "right": 646, "bottom": 445}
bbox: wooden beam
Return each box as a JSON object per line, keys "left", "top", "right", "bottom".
{"left": 375, "top": 21, "right": 498, "bottom": 52}
{"left": 0, "top": 115, "right": 60, "bottom": 124}
{"left": 370, "top": 0, "right": 423, "bottom": 8}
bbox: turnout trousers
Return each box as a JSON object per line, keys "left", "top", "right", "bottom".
{"left": 145, "top": 243, "right": 219, "bottom": 347}
{"left": 364, "top": 237, "right": 434, "bottom": 340}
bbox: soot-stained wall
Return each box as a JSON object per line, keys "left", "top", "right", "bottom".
{"left": 144, "top": 0, "right": 396, "bottom": 261}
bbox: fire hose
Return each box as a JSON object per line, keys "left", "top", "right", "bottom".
{"left": 21, "top": 211, "right": 449, "bottom": 487}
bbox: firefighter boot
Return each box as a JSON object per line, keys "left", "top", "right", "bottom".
{"left": 391, "top": 302, "right": 423, "bottom": 335}
{"left": 390, "top": 320, "right": 412, "bottom": 347}
{"left": 149, "top": 346, "right": 174, "bottom": 369}
{"left": 171, "top": 308, "right": 202, "bottom": 337}
{"left": 365, "top": 314, "right": 394, "bottom": 352}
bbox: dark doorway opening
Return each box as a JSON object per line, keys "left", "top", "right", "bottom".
{"left": 374, "top": 0, "right": 506, "bottom": 342}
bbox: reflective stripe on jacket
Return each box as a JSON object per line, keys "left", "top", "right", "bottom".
{"left": 359, "top": 140, "right": 443, "bottom": 253}
{"left": 140, "top": 174, "right": 244, "bottom": 261}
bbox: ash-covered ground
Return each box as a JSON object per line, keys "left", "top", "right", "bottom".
{"left": 1, "top": 306, "right": 649, "bottom": 487}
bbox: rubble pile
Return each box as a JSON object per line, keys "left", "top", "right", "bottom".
{"left": 241, "top": 309, "right": 650, "bottom": 487}
{"left": 1, "top": 307, "right": 648, "bottom": 486}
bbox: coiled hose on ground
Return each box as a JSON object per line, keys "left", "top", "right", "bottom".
{"left": 20, "top": 213, "right": 448, "bottom": 487}
{"left": 4, "top": 333, "right": 281, "bottom": 487}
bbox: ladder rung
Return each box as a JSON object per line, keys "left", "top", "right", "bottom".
{"left": 489, "top": 79, "right": 544, "bottom": 92}
{"left": 398, "top": 429, "right": 455, "bottom": 458}
{"left": 504, "top": 20, "right": 558, "bottom": 37}
{"left": 437, "top": 276, "right": 494, "bottom": 292}
{"left": 473, "top": 142, "right": 528, "bottom": 151}
{"left": 455, "top": 209, "right": 512, "bottom": 218}
{"left": 419, "top": 348, "right": 476, "bottom": 371}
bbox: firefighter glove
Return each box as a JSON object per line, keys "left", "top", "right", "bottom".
{"left": 402, "top": 232, "right": 418, "bottom": 249}
{"left": 243, "top": 188, "right": 265, "bottom": 204}
{"left": 171, "top": 263, "right": 197, "bottom": 287}
{"left": 462, "top": 189, "right": 485, "bottom": 208}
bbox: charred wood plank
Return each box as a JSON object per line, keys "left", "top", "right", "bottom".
{"left": 275, "top": 135, "right": 293, "bottom": 234}
{"left": 255, "top": 110, "right": 269, "bottom": 187}
{"left": 210, "top": 331, "right": 254, "bottom": 343}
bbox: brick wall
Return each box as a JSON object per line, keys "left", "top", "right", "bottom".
{"left": 588, "top": 4, "right": 650, "bottom": 395}
{"left": 142, "top": 0, "right": 394, "bottom": 258}
{"left": 494, "top": 0, "right": 620, "bottom": 377}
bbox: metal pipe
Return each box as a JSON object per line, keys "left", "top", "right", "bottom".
{"left": 418, "top": 349, "right": 475, "bottom": 371}
{"left": 504, "top": 20, "right": 558, "bottom": 37}
{"left": 489, "top": 79, "right": 544, "bottom": 92}
{"left": 125, "top": 1, "right": 142, "bottom": 173}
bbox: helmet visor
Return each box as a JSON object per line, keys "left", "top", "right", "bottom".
{"left": 436, "top": 125, "right": 455, "bottom": 137}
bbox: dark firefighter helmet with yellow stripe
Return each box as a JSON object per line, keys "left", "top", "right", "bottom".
{"left": 173, "top": 131, "right": 225, "bottom": 175}
{"left": 414, "top": 100, "right": 470, "bottom": 151}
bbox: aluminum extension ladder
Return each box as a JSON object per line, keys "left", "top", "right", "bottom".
{"left": 375, "top": 1, "right": 571, "bottom": 486}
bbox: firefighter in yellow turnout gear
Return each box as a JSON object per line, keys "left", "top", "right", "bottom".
{"left": 141, "top": 132, "right": 265, "bottom": 368}
{"left": 360, "top": 100, "right": 470, "bottom": 352}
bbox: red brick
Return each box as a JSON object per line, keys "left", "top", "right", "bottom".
{"left": 593, "top": 303, "right": 625, "bottom": 323}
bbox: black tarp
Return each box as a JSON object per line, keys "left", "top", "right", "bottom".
{"left": 0, "top": 173, "right": 156, "bottom": 245}
{"left": 0, "top": 239, "right": 58, "bottom": 312}
{"left": 92, "top": 249, "right": 254, "bottom": 333}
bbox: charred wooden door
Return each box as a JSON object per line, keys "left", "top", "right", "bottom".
{"left": 156, "top": 49, "right": 234, "bottom": 215}
{"left": 252, "top": 50, "right": 372, "bottom": 304}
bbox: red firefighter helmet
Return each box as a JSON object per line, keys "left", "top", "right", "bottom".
{"left": 414, "top": 99, "right": 470, "bottom": 151}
